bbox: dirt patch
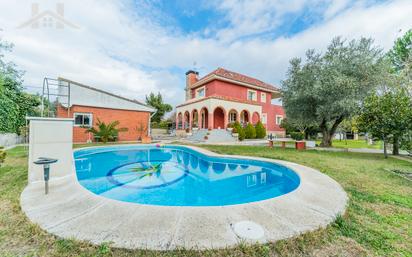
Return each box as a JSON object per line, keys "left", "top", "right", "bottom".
{"left": 311, "top": 237, "right": 369, "bottom": 257}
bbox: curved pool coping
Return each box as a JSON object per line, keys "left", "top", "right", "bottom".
{"left": 20, "top": 144, "right": 348, "bottom": 250}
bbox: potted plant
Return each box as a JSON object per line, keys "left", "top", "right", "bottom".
{"left": 231, "top": 127, "right": 239, "bottom": 137}
{"left": 204, "top": 135, "right": 208, "bottom": 140}
{"left": 185, "top": 127, "right": 192, "bottom": 136}
{"left": 135, "top": 121, "right": 147, "bottom": 141}
{"left": 290, "top": 132, "right": 306, "bottom": 150}
{"left": 227, "top": 122, "right": 234, "bottom": 132}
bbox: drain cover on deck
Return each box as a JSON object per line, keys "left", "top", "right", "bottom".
{"left": 233, "top": 221, "right": 265, "bottom": 240}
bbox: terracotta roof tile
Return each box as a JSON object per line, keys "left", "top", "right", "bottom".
{"left": 197, "top": 67, "right": 279, "bottom": 92}
{"left": 176, "top": 95, "right": 261, "bottom": 108}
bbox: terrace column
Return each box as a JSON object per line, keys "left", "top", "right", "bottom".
{"left": 208, "top": 112, "right": 214, "bottom": 130}
{"left": 189, "top": 112, "right": 193, "bottom": 130}
{"left": 175, "top": 115, "right": 179, "bottom": 130}
{"left": 198, "top": 112, "right": 203, "bottom": 129}
{"left": 223, "top": 110, "right": 228, "bottom": 129}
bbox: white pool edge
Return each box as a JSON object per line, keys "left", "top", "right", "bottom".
{"left": 21, "top": 144, "right": 348, "bottom": 250}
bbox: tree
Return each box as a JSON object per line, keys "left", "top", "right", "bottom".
{"left": 385, "top": 29, "right": 412, "bottom": 150}
{"left": 282, "top": 37, "right": 383, "bottom": 147}
{"left": 401, "top": 131, "right": 412, "bottom": 156}
{"left": 388, "top": 29, "right": 412, "bottom": 73}
{"left": 0, "top": 39, "right": 40, "bottom": 134}
{"left": 280, "top": 118, "right": 319, "bottom": 139}
{"left": 358, "top": 89, "right": 412, "bottom": 158}
{"left": 336, "top": 117, "right": 359, "bottom": 141}
{"left": 145, "top": 92, "right": 172, "bottom": 123}
{"left": 85, "top": 119, "right": 128, "bottom": 143}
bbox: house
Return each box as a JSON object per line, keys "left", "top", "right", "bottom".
{"left": 175, "top": 68, "right": 285, "bottom": 136}
{"left": 54, "top": 78, "right": 155, "bottom": 143}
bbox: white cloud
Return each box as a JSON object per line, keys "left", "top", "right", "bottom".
{"left": 0, "top": 0, "right": 410, "bottom": 109}
{"left": 210, "top": 0, "right": 311, "bottom": 42}
{"left": 324, "top": 0, "right": 350, "bottom": 19}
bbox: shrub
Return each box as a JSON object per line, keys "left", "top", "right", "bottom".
{"left": 151, "top": 120, "right": 171, "bottom": 129}
{"left": 204, "top": 136, "right": 208, "bottom": 140}
{"left": 238, "top": 127, "right": 246, "bottom": 141}
{"left": 233, "top": 121, "right": 245, "bottom": 141}
{"left": 0, "top": 147, "right": 6, "bottom": 166}
{"left": 244, "top": 123, "right": 256, "bottom": 139}
{"left": 255, "top": 121, "right": 266, "bottom": 139}
{"left": 185, "top": 128, "right": 190, "bottom": 133}
{"left": 290, "top": 132, "right": 304, "bottom": 141}
{"left": 227, "top": 122, "right": 235, "bottom": 128}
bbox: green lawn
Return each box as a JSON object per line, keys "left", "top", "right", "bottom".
{"left": 0, "top": 145, "right": 411, "bottom": 257}
{"left": 316, "top": 139, "right": 383, "bottom": 149}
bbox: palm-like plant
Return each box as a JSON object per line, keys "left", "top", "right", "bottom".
{"left": 135, "top": 121, "right": 147, "bottom": 141}
{"left": 85, "top": 119, "right": 128, "bottom": 143}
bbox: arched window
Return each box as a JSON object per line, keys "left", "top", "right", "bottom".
{"left": 228, "top": 110, "right": 237, "bottom": 123}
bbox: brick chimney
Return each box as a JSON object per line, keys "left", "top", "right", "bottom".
{"left": 185, "top": 70, "right": 198, "bottom": 101}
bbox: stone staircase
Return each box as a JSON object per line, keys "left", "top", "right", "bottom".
{"left": 186, "top": 129, "right": 237, "bottom": 144}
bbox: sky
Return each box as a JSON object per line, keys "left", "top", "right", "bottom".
{"left": 0, "top": 0, "right": 411, "bottom": 108}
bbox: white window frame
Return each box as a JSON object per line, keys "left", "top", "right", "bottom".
{"left": 74, "top": 112, "right": 93, "bottom": 127}
{"left": 228, "top": 111, "right": 237, "bottom": 123}
{"left": 262, "top": 113, "right": 267, "bottom": 124}
{"left": 261, "top": 92, "right": 266, "bottom": 103}
{"left": 247, "top": 89, "right": 257, "bottom": 101}
{"left": 275, "top": 115, "right": 283, "bottom": 125}
{"left": 196, "top": 86, "right": 206, "bottom": 98}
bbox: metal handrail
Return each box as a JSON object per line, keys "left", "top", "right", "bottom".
{"left": 41, "top": 78, "right": 70, "bottom": 117}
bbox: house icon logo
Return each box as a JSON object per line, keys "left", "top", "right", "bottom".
{"left": 17, "top": 3, "right": 79, "bottom": 29}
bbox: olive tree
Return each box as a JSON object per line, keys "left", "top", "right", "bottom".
{"left": 282, "top": 37, "right": 383, "bottom": 147}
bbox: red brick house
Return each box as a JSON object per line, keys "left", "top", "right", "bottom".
{"left": 55, "top": 78, "right": 155, "bottom": 143}
{"left": 175, "top": 68, "right": 285, "bottom": 136}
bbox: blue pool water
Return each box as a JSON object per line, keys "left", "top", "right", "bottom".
{"left": 74, "top": 145, "right": 300, "bottom": 206}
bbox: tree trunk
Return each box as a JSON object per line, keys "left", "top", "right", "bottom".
{"left": 392, "top": 136, "right": 400, "bottom": 155}
{"left": 320, "top": 116, "right": 344, "bottom": 147}
{"left": 383, "top": 136, "right": 388, "bottom": 159}
{"left": 319, "top": 119, "right": 330, "bottom": 147}
{"left": 321, "top": 132, "right": 333, "bottom": 147}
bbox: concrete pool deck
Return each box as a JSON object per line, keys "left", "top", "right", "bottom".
{"left": 21, "top": 145, "right": 347, "bottom": 250}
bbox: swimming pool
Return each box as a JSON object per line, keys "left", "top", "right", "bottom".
{"left": 74, "top": 145, "right": 300, "bottom": 206}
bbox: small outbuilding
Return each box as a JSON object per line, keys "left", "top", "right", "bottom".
{"left": 54, "top": 77, "right": 155, "bottom": 143}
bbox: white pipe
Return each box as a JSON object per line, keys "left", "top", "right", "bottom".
{"left": 148, "top": 111, "right": 157, "bottom": 137}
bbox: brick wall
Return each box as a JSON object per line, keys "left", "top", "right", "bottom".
{"left": 56, "top": 105, "right": 150, "bottom": 143}
{"left": 191, "top": 80, "right": 285, "bottom": 133}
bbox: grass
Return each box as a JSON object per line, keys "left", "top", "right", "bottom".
{"left": 1, "top": 145, "right": 411, "bottom": 256}
{"left": 315, "top": 139, "right": 383, "bottom": 149}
